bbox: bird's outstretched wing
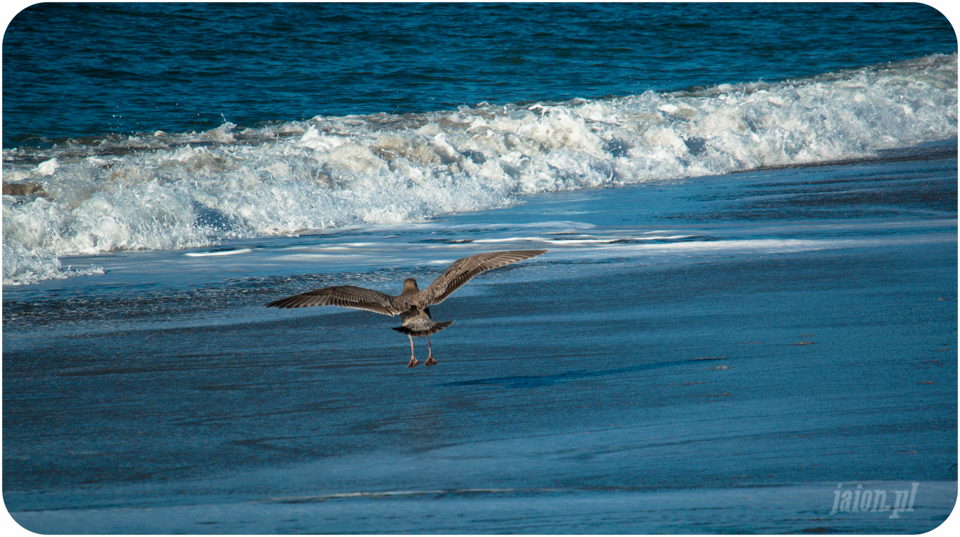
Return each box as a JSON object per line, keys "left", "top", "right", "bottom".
{"left": 266, "top": 286, "right": 400, "bottom": 316}
{"left": 420, "top": 249, "right": 547, "bottom": 306}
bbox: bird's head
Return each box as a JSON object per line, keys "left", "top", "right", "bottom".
{"left": 401, "top": 278, "right": 420, "bottom": 295}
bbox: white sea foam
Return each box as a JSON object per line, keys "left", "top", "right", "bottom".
{"left": 2, "top": 54, "right": 957, "bottom": 285}
{"left": 183, "top": 248, "right": 253, "bottom": 257}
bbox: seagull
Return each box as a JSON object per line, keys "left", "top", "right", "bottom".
{"left": 266, "top": 250, "right": 547, "bottom": 367}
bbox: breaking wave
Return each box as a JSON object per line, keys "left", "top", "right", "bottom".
{"left": 3, "top": 54, "right": 956, "bottom": 285}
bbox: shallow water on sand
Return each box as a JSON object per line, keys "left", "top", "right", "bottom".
{"left": 2, "top": 141, "right": 957, "bottom": 533}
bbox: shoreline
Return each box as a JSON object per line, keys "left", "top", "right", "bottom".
{"left": 4, "top": 141, "right": 957, "bottom": 533}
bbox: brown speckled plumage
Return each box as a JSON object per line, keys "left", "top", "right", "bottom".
{"left": 267, "top": 250, "right": 547, "bottom": 367}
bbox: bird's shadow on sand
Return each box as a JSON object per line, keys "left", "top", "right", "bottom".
{"left": 440, "top": 357, "right": 726, "bottom": 389}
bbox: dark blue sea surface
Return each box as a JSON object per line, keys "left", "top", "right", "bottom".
{"left": 2, "top": 2, "right": 956, "bottom": 147}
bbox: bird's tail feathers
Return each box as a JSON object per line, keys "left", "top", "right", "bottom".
{"left": 392, "top": 321, "right": 454, "bottom": 337}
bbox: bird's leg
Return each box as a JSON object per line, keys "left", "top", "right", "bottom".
{"left": 424, "top": 335, "right": 437, "bottom": 366}
{"left": 406, "top": 335, "right": 419, "bottom": 368}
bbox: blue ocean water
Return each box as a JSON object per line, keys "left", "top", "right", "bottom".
{"left": 2, "top": 3, "right": 958, "bottom": 285}
{"left": 3, "top": 2, "right": 956, "bottom": 147}
{"left": 2, "top": 4, "right": 958, "bottom": 533}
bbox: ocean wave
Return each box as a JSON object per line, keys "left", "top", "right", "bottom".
{"left": 3, "top": 54, "right": 957, "bottom": 285}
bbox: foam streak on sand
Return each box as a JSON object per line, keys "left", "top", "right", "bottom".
{"left": 3, "top": 54, "right": 957, "bottom": 285}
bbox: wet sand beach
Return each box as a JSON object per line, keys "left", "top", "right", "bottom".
{"left": 3, "top": 141, "right": 957, "bottom": 533}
